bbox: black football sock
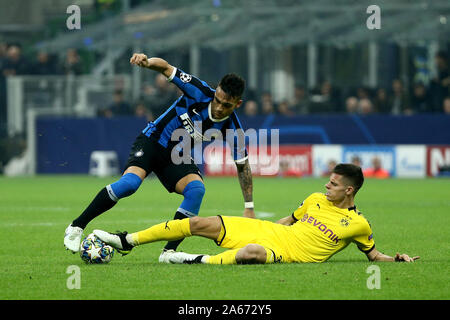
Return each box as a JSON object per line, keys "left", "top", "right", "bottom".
{"left": 72, "top": 187, "right": 117, "bottom": 229}
{"left": 163, "top": 211, "right": 189, "bottom": 251}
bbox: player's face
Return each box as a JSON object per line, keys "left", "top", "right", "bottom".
{"left": 325, "top": 173, "right": 353, "bottom": 202}
{"left": 211, "top": 86, "right": 242, "bottom": 119}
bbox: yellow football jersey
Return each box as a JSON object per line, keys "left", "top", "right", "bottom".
{"left": 286, "top": 193, "right": 375, "bottom": 263}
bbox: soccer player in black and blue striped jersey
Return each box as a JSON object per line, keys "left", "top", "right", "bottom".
{"left": 64, "top": 53, "right": 254, "bottom": 262}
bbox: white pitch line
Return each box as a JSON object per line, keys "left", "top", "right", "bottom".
{"left": 256, "top": 211, "right": 276, "bottom": 218}
{"left": 0, "top": 211, "right": 278, "bottom": 227}
{"left": 0, "top": 219, "right": 164, "bottom": 228}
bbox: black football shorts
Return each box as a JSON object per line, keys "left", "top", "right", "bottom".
{"left": 125, "top": 133, "right": 202, "bottom": 193}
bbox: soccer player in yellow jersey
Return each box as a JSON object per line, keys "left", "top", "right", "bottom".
{"left": 94, "top": 163, "right": 419, "bottom": 264}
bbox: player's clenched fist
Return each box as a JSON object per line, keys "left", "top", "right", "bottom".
{"left": 130, "top": 53, "right": 150, "bottom": 68}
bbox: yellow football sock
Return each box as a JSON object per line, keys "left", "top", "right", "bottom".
{"left": 204, "top": 248, "right": 240, "bottom": 265}
{"left": 131, "top": 218, "right": 192, "bottom": 245}
{"left": 264, "top": 247, "right": 275, "bottom": 263}
{"left": 205, "top": 247, "right": 275, "bottom": 264}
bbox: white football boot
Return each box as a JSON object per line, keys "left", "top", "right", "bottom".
{"left": 64, "top": 224, "right": 84, "bottom": 253}
{"left": 93, "top": 229, "right": 133, "bottom": 255}
{"left": 167, "top": 251, "right": 209, "bottom": 264}
{"left": 159, "top": 249, "right": 176, "bottom": 263}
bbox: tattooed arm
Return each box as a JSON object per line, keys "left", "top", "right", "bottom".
{"left": 236, "top": 159, "right": 255, "bottom": 218}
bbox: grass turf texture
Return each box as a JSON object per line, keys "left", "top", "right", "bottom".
{"left": 0, "top": 175, "right": 448, "bottom": 300}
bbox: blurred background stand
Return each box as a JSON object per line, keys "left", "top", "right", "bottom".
{"left": 88, "top": 150, "right": 119, "bottom": 177}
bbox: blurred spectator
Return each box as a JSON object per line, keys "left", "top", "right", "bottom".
{"left": 429, "top": 51, "right": 450, "bottom": 112}
{"left": 373, "top": 88, "right": 390, "bottom": 113}
{"left": 351, "top": 155, "right": 362, "bottom": 168}
{"left": 358, "top": 98, "right": 374, "bottom": 115}
{"left": 0, "top": 133, "right": 27, "bottom": 175}
{"left": 309, "top": 81, "right": 338, "bottom": 113}
{"left": 95, "top": 0, "right": 121, "bottom": 19}
{"left": 277, "top": 100, "right": 295, "bottom": 116}
{"left": 1, "top": 44, "right": 29, "bottom": 135}
{"left": 435, "top": 51, "right": 450, "bottom": 88}
{"left": 134, "top": 100, "right": 154, "bottom": 121}
{"left": 0, "top": 42, "right": 8, "bottom": 138}
{"left": 244, "top": 88, "right": 258, "bottom": 102}
{"left": 363, "top": 157, "right": 390, "bottom": 179}
{"left": 99, "top": 89, "right": 133, "bottom": 117}
{"left": 345, "top": 96, "right": 359, "bottom": 113}
{"left": 356, "top": 87, "right": 370, "bottom": 100}
{"left": 322, "top": 159, "right": 337, "bottom": 177}
{"left": 410, "top": 82, "right": 431, "bottom": 113}
{"left": 61, "top": 49, "right": 83, "bottom": 75}
{"left": 0, "top": 42, "right": 7, "bottom": 66}
{"left": 31, "top": 51, "right": 59, "bottom": 75}
{"left": 443, "top": 97, "right": 450, "bottom": 114}
{"left": 1, "top": 44, "right": 29, "bottom": 76}
{"left": 243, "top": 100, "right": 259, "bottom": 116}
{"left": 389, "top": 79, "right": 411, "bottom": 115}
{"left": 143, "top": 73, "right": 179, "bottom": 118}
{"left": 260, "top": 92, "right": 275, "bottom": 115}
{"left": 140, "top": 81, "right": 156, "bottom": 99}
{"left": 290, "top": 86, "right": 309, "bottom": 114}
{"left": 278, "top": 158, "right": 302, "bottom": 177}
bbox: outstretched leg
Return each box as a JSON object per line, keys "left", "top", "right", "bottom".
{"left": 94, "top": 216, "right": 277, "bottom": 265}
{"left": 64, "top": 166, "right": 145, "bottom": 252}
{"left": 94, "top": 216, "right": 222, "bottom": 252}
{"left": 134, "top": 216, "right": 221, "bottom": 245}
{"left": 168, "top": 244, "right": 273, "bottom": 265}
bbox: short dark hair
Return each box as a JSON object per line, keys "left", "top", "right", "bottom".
{"left": 218, "top": 73, "right": 245, "bottom": 99}
{"left": 332, "top": 163, "right": 364, "bottom": 195}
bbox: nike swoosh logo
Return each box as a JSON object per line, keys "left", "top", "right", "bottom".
{"left": 192, "top": 108, "right": 200, "bottom": 116}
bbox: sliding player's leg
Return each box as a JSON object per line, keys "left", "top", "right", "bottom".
{"left": 168, "top": 244, "right": 274, "bottom": 265}
{"left": 181, "top": 216, "right": 284, "bottom": 265}
{"left": 93, "top": 216, "right": 222, "bottom": 253}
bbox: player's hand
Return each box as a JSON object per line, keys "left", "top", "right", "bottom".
{"left": 130, "top": 53, "right": 150, "bottom": 68}
{"left": 394, "top": 253, "right": 420, "bottom": 262}
{"left": 243, "top": 208, "right": 255, "bottom": 219}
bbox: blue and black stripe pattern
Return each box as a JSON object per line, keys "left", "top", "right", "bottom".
{"left": 142, "top": 68, "right": 247, "bottom": 162}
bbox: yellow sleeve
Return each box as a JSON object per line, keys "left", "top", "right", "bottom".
{"left": 352, "top": 218, "right": 375, "bottom": 253}
{"left": 292, "top": 194, "right": 315, "bottom": 221}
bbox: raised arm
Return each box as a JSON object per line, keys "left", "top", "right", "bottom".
{"left": 366, "top": 247, "right": 420, "bottom": 262}
{"left": 236, "top": 159, "right": 255, "bottom": 219}
{"left": 130, "top": 53, "right": 175, "bottom": 79}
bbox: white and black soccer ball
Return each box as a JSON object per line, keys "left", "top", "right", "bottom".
{"left": 80, "top": 233, "right": 115, "bottom": 264}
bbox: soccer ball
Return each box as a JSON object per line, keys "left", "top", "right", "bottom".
{"left": 80, "top": 233, "right": 115, "bottom": 264}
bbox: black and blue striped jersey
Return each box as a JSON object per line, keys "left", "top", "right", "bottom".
{"left": 142, "top": 67, "right": 248, "bottom": 163}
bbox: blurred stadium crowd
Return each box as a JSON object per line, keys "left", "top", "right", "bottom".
{"left": 241, "top": 53, "right": 450, "bottom": 116}
{"left": 0, "top": 0, "right": 449, "bottom": 175}
{"left": 1, "top": 42, "right": 449, "bottom": 126}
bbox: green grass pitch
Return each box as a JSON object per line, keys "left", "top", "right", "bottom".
{"left": 0, "top": 175, "right": 449, "bottom": 300}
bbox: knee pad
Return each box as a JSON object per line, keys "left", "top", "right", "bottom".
{"left": 178, "top": 180, "right": 205, "bottom": 217}
{"left": 107, "top": 173, "right": 142, "bottom": 201}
